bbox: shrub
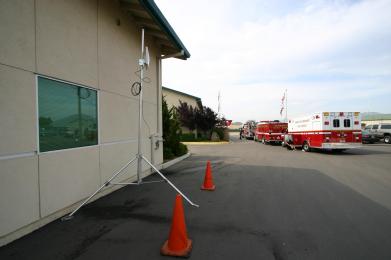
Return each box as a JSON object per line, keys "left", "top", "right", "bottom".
{"left": 176, "top": 101, "right": 219, "bottom": 140}
{"left": 180, "top": 133, "right": 210, "bottom": 142}
{"left": 180, "top": 133, "right": 196, "bottom": 142}
{"left": 162, "top": 96, "right": 188, "bottom": 160}
{"left": 176, "top": 143, "right": 188, "bottom": 156}
{"left": 213, "top": 127, "right": 225, "bottom": 140}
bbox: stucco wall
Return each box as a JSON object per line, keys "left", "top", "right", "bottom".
{"left": 162, "top": 89, "right": 200, "bottom": 134}
{"left": 0, "top": 0, "right": 163, "bottom": 245}
{"left": 163, "top": 89, "right": 200, "bottom": 110}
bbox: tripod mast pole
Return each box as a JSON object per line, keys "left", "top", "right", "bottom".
{"left": 62, "top": 28, "right": 198, "bottom": 221}
{"left": 137, "top": 28, "right": 145, "bottom": 184}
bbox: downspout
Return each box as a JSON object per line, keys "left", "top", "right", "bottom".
{"left": 157, "top": 57, "right": 163, "bottom": 136}
{"left": 150, "top": 56, "right": 162, "bottom": 169}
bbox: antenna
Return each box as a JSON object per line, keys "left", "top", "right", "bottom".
{"left": 144, "top": 46, "right": 150, "bottom": 68}
{"left": 62, "top": 28, "right": 199, "bottom": 221}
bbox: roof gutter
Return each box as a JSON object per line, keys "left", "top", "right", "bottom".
{"left": 160, "top": 50, "right": 184, "bottom": 59}
{"left": 138, "top": 0, "right": 190, "bottom": 59}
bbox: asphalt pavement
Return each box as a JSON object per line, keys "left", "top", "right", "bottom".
{"left": 1, "top": 133, "right": 391, "bottom": 260}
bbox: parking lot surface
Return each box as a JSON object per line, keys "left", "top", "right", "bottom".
{"left": 1, "top": 133, "right": 391, "bottom": 259}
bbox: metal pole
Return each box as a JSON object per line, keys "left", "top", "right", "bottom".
{"left": 137, "top": 28, "right": 145, "bottom": 184}
{"left": 142, "top": 155, "right": 199, "bottom": 207}
{"left": 285, "top": 89, "right": 288, "bottom": 122}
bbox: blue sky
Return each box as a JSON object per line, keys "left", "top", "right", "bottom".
{"left": 156, "top": 0, "right": 391, "bottom": 122}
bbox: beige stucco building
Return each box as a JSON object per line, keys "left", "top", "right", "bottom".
{"left": 162, "top": 86, "right": 202, "bottom": 110}
{"left": 0, "top": 0, "right": 190, "bottom": 246}
{"left": 162, "top": 87, "right": 202, "bottom": 134}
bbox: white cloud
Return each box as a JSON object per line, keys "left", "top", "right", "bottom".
{"left": 156, "top": 0, "right": 391, "bottom": 122}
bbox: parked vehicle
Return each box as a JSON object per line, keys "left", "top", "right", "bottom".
{"left": 241, "top": 120, "right": 257, "bottom": 140}
{"left": 285, "top": 112, "right": 362, "bottom": 152}
{"left": 255, "top": 120, "right": 287, "bottom": 144}
{"left": 364, "top": 123, "right": 391, "bottom": 144}
{"left": 361, "top": 129, "right": 379, "bottom": 144}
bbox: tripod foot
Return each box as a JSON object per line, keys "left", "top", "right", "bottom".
{"left": 61, "top": 215, "right": 74, "bottom": 221}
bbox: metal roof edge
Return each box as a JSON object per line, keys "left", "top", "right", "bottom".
{"left": 138, "top": 0, "right": 190, "bottom": 59}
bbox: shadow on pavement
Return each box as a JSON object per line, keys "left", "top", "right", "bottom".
{"left": 307, "top": 148, "right": 391, "bottom": 156}
{"left": 1, "top": 155, "right": 391, "bottom": 260}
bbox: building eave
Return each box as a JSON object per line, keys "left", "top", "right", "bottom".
{"left": 120, "top": 0, "right": 190, "bottom": 60}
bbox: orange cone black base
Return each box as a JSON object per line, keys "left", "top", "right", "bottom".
{"left": 201, "top": 160, "right": 215, "bottom": 191}
{"left": 161, "top": 195, "right": 193, "bottom": 258}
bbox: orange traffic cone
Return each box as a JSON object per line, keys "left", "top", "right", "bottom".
{"left": 161, "top": 194, "right": 193, "bottom": 258}
{"left": 201, "top": 160, "right": 215, "bottom": 191}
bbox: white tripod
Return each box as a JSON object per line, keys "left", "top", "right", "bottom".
{"left": 62, "top": 28, "right": 199, "bottom": 220}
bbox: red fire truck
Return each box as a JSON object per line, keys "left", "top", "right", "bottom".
{"left": 284, "top": 112, "right": 362, "bottom": 152}
{"left": 254, "top": 120, "right": 288, "bottom": 144}
{"left": 240, "top": 120, "right": 257, "bottom": 140}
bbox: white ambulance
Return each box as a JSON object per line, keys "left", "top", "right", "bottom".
{"left": 285, "top": 112, "right": 362, "bottom": 152}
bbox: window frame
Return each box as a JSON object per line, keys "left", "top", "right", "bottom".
{"left": 333, "top": 119, "right": 340, "bottom": 128}
{"left": 343, "top": 119, "right": 351, "bottom": 128}
{"left": 36, "top": 75, "right": 100, "bottom": 154}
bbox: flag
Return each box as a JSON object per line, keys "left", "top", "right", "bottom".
{"left": 280, "top": 90, "right": 285, "bottom": 116}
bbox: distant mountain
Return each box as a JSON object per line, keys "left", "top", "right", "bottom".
{"left": 362, "top": 112, "right": 391, "bottom": 121}
{"left": 53, "top": 114, "right": 96, "bottom": 127}
{"left": 362, "top": 112, "right": 381, "bottom": 116}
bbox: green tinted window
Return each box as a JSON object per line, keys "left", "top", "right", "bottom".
{"left": 38, "top": 77, "right": 98, "bottom": 152}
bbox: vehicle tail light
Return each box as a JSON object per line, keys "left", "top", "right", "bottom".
{"left": 324, "top": 121, "right": 329, "bottom": 125}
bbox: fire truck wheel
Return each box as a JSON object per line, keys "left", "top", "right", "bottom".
{"left": 385, "top": 135, "right": 390, "bottom": 144}
{"left": 302, "top": 142, "right": 311, "bottom": 152}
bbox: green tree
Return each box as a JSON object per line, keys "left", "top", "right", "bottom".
{"left": 162, "top": 96, "right": 188, "bottom": 160}
{"left": 39, "top": 117, "right": 53, "bottom": 128}
{"left": 195, "top": 106, "right": 218, "bottom": 138}
{"left": 177, "top": 101, "right": 196, "bottom": 132}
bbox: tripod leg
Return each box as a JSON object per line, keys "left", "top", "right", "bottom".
{"left": 141, "top": 155, "right": 199, "bottom": 208}
{"left": 62, "top": 156, "right": 138, "bottom": 220}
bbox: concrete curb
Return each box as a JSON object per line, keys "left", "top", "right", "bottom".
{"left": 161, "top": 153, "right": 190, "bottom": 170}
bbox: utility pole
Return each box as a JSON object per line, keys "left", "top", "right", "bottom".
{"left": 285, "top": 89, "right": 288, "bottom": 122}
{"left": 218, "top": 90, "right": 221, "bottom": 116}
